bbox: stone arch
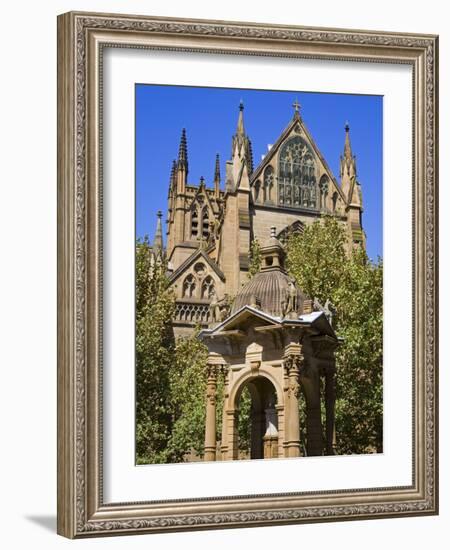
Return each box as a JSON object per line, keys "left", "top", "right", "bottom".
{"left": 229, "top": 370, "right": 282, "bottom": 460}
{"left": 182, "top": 274, "right": 196, "bottom": 298}
{"left": 201, "top": 275, "right": 215, "bottom": 299}
{"left": 278, "top": 136, "right": 317, "bottom": 208}
{"left": 229, "top": 366, "right": 284, "bottom": 411}
{"left": 319, "top": 174, "right": 330, "bottom": 210}
{"left": 332, "top": 190, "right": 338, "bottom": 212}
{"left": 253, "top": 179, "right": 261, "bottom": 203}
{"left": 263, "top": 166, "right": 274, "bottom": 203}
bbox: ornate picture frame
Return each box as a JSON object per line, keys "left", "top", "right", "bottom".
{"left": 57, "top": 11, "right": 438, "bottom": 538}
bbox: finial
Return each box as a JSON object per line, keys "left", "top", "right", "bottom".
{"left": 169, "top": 159, "right": 177, "bottom": 188}
{"left": 239, "top": 99, "right": 244, "bottom": 111}
{"left": 177, "top": 127, "right": 188, "bottom": 169}
{"left": 292, "top": 98, "right": 301, "bottom": 115}
{"left": 270, "top": 226, "right": 276, "bottom": 238}
{"left": 345, "top": 120, "right": 350, "bottom": 132}
{"left": 153, "top": 210, "right": 164, "bottom": 257}
{"left": 214, "top": 153, "right": 221, "bottom": 181}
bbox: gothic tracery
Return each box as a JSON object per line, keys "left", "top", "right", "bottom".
{"left": 278, "top": 137, "right": 317, "bottom": 209}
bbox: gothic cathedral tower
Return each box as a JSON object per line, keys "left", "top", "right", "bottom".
{"left": 155, "top": 101, "right": 364, "bottom": 337}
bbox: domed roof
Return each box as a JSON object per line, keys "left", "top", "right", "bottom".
{"left": 231, "top": 268, "right": 306, "bottom": 318}
{"left": 231, "top": 226, "right": 306, "bottom": 318}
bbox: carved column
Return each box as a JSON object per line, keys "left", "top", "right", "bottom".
{"left": 276, "top": 404, "right": 285, "bottom": 458}
{"left": 220, "top": 365, "right": 230, "bottom": 460}
{"left": 325, "top": 369, "right": 337, "bottom": 455}
{"left": 284, "top": 352, "right": 302, "bottom": 457}
{"left": 204, "top": 364, "right": 218, "bottom": 461}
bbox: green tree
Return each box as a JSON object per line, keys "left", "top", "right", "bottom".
{"left": 167, "top": 330, "right": 209, "bottom": 461}
{"left": 248, "top": 238, "right": 262, "bottom": 278}
{"left": 136, "top": 238, "right": 211, "bottom": 464}
{"left": 286, "top": 216, "right": 383, "bottom": 454}
{"left": 135, "top": 236, "right": 175, "bottom": 464}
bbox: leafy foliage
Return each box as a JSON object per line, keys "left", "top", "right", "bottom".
{"left": 167, "top": 330, "right": 209, "bottom": 461}
{"left": 248, "top": 238, "right": 262, "bottom": 278}
{"left": 135, "top": 236, "right": 175, "bottom": 464}
{"left": 236, "top": 386, "right": 252, "bottom": 455}
{"left": 136, "top": 238, "right": 209, "bottom": 464}
{"left": 287, "top": 216, "right": 383, "bottom": 454}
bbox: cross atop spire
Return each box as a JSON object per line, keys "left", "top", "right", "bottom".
{"left": 340, "top": 120, "right": 357, "bottom": 182}
{"left": 292, "top": 98, "right": 301, "bottom": 119}
{"left": 343, "top": 121, "right": 352, "bottom": 160}
{"left": 237, "top": 100, "right": 245, "bottom": 135}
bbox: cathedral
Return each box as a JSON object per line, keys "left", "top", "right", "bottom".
{"left": 149, "top": 100, "right": 365, "bottom": 339}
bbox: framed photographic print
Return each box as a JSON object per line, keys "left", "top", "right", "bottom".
{"left": 57, "top": 11, "right": 439, "bottom": 538}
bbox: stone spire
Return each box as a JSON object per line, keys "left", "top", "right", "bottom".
{"left": 231, "top": 101, "right": 253, "bottom": 174}
{"left": 340, "top": 122, "right": 356, "bottom": 180}
{"left": 168, "top": 159, "right": 177, "bottom": 198}
{"left": 214, "top": 153, "right": 221, "bottom": 196}
{"left": 153, "top": 210, "right": 164, "bottom": 259}
{"left": 177, "top": 127, "right": 188, "bottom": 173}
{"left": 237, "top": 99, "right": 245, "bottom": 135}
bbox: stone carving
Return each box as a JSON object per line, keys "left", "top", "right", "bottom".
{"left": 288, "top": 377, "right": 301, "bottom": 399}
{"left": 313, "top": 297, "right": 336, "bottom": 327}
{"left": 283, "top": 353, "right": 303, "bottom": 374}
{"left": 250, "top": 360, "right": 261, "bottom": 375}
{"left": 283, "top": 280, "right": 298, "bottom": 317}
{"left": 175, "top": 302, "right": 210, "bottom": 323}
{"left": 209, "top": 289, "right": 221, "bottom": 323}
{"left": 206, "top": 388, "right": 216, "bottom": 406}
{"left": 209, "top": 291, "right": 232, "bottom": 323}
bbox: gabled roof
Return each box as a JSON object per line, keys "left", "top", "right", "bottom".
{"left": 250, "top": 114, "right": 347, "bottom": 204}
{"left": 188, "top": 180, "right": 219, "bottom": 214}
{"left": 200, "top": 305, "right": 337, "bottom": 340}
{"left": 168, "top": 248, "right": 225, "bottom": 284}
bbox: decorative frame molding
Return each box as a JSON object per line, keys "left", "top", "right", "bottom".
{"left": 57, "top": 11, "right": 438, "bottom": 538}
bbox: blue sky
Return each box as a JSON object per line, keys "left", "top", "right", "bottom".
{"left": 136, "top": 85, "right": 383, "bottom": 261}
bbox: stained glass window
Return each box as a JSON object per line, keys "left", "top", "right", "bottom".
{"left": 278, "top": 137, "right": 317, "bottom": 209}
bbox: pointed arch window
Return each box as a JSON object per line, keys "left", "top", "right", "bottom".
{"left": 191, "top": 207, "right": 199, "bottom": 238}
{"left": 201, "top": 276, "right": 215, "bottom": 299}
{"left": 319, "top": 175, "right": 329, "bottom": 210}
{"left": 182, "top": 274, "right": 196, "bottom": 298}
{"left": 253, "top": 179, "right": 261, "bottom": 203}
{"left": 332, "top": 191, "right": 338, "bottom": 212}
{"left": 202, "top": 207, "right": 210, "bottom": 238}
{"left": 263, "top": 166, "right": 274, "bottom": 203}
{"left": 278, "top": 137, "right": 317, "bottom": 209}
